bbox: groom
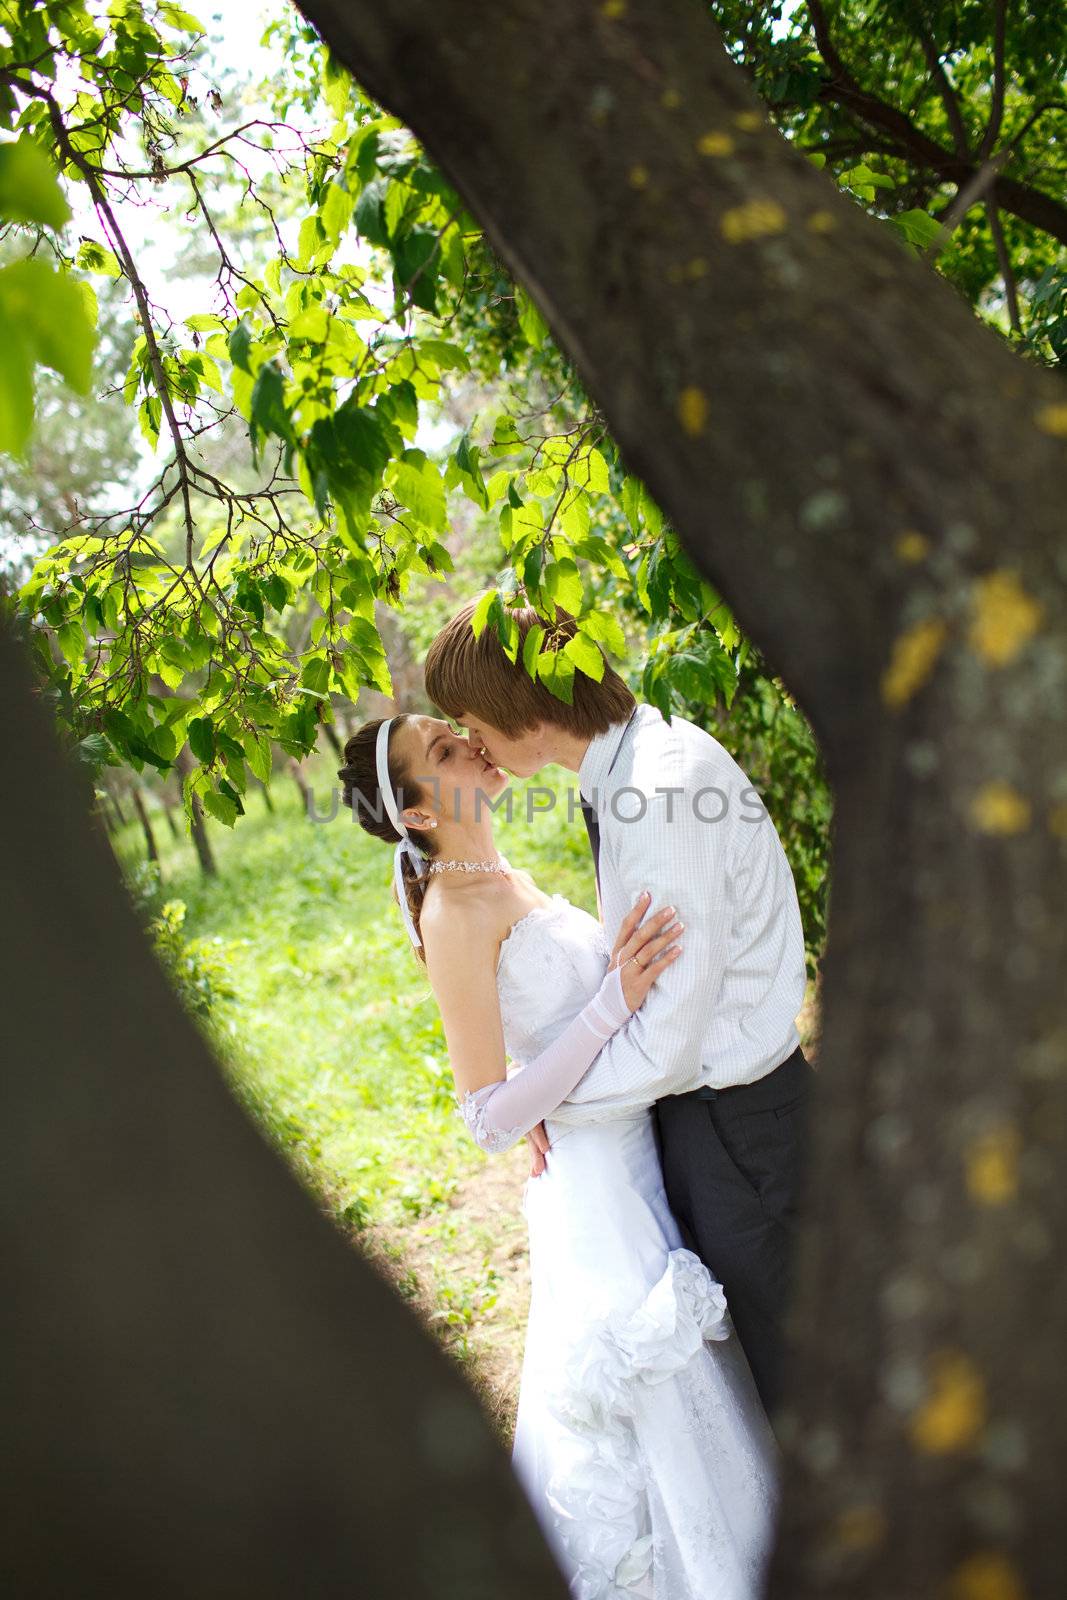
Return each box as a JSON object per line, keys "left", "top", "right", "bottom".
{"left": 423, "top": 598, "right": 814, "bottom": 1417}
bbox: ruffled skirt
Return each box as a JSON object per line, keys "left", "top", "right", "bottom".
{"left": 511, "top": 1111, "right": 779, "bottom": 1600}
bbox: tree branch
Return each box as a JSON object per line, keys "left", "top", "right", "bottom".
{"left": 986, "top": 193, "right": 1022, "bottom": 334}
{"left": 977, "top": 0, "right": 1008, "bottom": 160}
{"left": 42, "top": 92, "right": 198, "bottom": 569}
{"left": 804, "top": 0, "right": 1067, "bottom": 246}
{"left": 914, "top": 24, "right": 972, "bottom": 159}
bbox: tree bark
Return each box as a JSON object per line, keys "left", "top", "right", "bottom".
{"left": 174, "top": 741, "right": 217, "bottom": 878}
{"left": 161, "top": 792, "right": 181, "bottom": 840}
{"left": 287, "top": 754, "right": 313, "bottom": 815}
{"left": 0, "top": 618, "right": 568, "bottom": 1599}
{"left": 131, "top": 782, "right": 160, "bottom": 867}
{"left": 295, "top": 3, "right": 1067, "bottom": 1596}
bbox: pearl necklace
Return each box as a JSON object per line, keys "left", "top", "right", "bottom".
{"left": 426, "top": 858, "right": 511, "bottom": 875}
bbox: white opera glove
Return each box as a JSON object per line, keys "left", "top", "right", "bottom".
{"left": 456, "top": 965, "right": 631, "bottom": 1155}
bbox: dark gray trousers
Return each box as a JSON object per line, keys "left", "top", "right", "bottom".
{"left": 652, "top": 1044, "right": 813, "bottom": 1417}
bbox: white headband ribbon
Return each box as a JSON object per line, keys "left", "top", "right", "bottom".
{"left": 375, "top": 716, "right": 429, "bottom": 949}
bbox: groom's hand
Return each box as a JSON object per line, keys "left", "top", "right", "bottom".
{"left": 527, "top": 1120, "right": 550, "bottom": 1177}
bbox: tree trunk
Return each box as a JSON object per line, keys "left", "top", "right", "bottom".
{"left": 319, "top": 717, "right": 342, "bottom": 758}
{"left": 161, "top": 793, "right": 181, "bottom": 840}
{"left": 0, "top": 617, "right": 568, "bottom": 1599}
{"left": 174, "top": 742, "right": 217, "bottom": 878}
{"left": 295, "top": 3, "right": 1067, "bottom": 1596}
{"left": 131, "top": 783, "right": 160, "bottom": 867}
{"left": 288, "top": 754, "right": 312, "bottom": 815}
{"left": 108, "top": 786, "right": 127, "bottom": 828}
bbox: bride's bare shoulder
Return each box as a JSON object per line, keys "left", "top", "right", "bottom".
{"left": 419, "top": 876, "right": 515, "bottom": 947}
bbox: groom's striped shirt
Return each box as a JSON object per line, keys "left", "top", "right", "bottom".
{"left": 550, "top": 702, "right": 807, "bottom": 1125}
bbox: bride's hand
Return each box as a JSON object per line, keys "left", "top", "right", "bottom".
{"left": 609, "top": 893, "right": 684, "bottom": 1012}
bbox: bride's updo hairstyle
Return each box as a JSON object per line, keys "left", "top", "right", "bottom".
{"left": 337, "top": 715, "right": 440, "bottom": 963}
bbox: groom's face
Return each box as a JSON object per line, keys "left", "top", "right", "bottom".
{"left": 453, "top": 714, "right": 550, "bottom": 780}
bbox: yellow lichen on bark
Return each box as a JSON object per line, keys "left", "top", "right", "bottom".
{"left": 910, "top": 1350, "right": 986, "bottom": 1454}
{"left": 720, "top": 198, "right": 787, "bottom": 242}
{"left": 965, "top": 1123, "right": 1021, "bottom": 1205}
{"left": 697, "top": 131, "right": 734, "bottom": 156}
{"left": 677, "top": 386, "right": 709, "bottom": 437}
{"left": 833, "top": 1505, "right": 887, "bottom": 1552}
{"left": 807, "top": 209, "right": 837, "bottom": 232}
{"left": 628, "top": 164, "right": 649, "bottom": 189}
{"left": 661, "top": 87, "right": 682, "bottom": 109}
{"left": 947, "top": 1552, "right": 1027, "bottom": 1600}
{"left": 969, "top": 570, "right": 1044, "bottom": 666}
{"left": 895, "top": 530, "right": 930, "bottom": 563}
{"left": 1049, "top": 802, "right": 1067, "bottom": 838}
{"left": 881, "top": 617, "right": 947, "bottom": 707}
{"left": 1034, "top": 402, "right": 1067, "bottom": 437}
{"left": 969, "top": 782, "right": 1031, "bottom": 835}
{"left": 733, "top": 109, "right": 763, "bottom": 130}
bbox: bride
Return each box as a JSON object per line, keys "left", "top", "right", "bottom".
{"left": 338, "top": 711, "right": 779, "bottom": 1600}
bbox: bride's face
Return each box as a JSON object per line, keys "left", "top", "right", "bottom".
{"left": 394, "top": 715, "right": 510, "bottom": 828}
{"left": 451, "top": 714, "right": 549, "bottom": 780}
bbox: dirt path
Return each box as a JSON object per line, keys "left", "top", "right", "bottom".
{"left": 368, "top": 1141, "right": 532, "bottom": 1445}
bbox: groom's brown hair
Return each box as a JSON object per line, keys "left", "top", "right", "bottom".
{"left": 425, "top": 597, "right": 635, "bottom": 738}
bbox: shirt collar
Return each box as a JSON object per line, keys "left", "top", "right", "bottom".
{"left": 578, "top": 702, "right": 654, "bottom": 801}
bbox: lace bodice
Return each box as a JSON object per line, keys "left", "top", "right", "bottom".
{"left": 496, "top": 893, "right": 612, "bottom": 1065}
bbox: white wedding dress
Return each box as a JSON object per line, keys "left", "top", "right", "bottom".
{"left": 495, "top": 894, "right": 780, "bottom": 1600}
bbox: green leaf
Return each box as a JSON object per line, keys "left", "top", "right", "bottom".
{"left": 389, "top": 448, "right": 446, "bottom": 530}
{"left": 536, "top": 646, "right": 575, "bottom": 705}
{"left": 888, "top": 208, "right": 944, "bottom": 251}
{"left": 450, "top": 431, "right": 489, "bottom": 510}
{"left": 516, "top": 285, "right": 549, "bottom": 349}
{"left": 187, "top": 715, "right": 216, "bottom": 763}
{"left": 471, "top": 590, "right": 497, "bottom": 638}
{"left": 75, "top": 239, "right": 121, "bottom": 277}
{"left": 393, "top": 226, "right": 439, "bottom": 314}
{"left": 243, "top": 732, "right": 273, "bottom": 785}
{"left": 522, "top": 622, "right": 545, "bottom": 678}
{"left": 249, "top": 360, "right": 294, "bottom": 459}
{"left": 580, "top": 610, "right": 626, "bottom": 656}
{"left": 321, "top": 180, "right": 353, "bottom": 241}
{"left": 159, "top": 3, "right": 206, "bottom": 31}
{"left": 186, "top": 312, "right": 227, "bottom": 333}
{"left": 0, "top": 323, "right": 34, "bottom": 456}
{"left": 0, "top": 257, "right": 95, "bottom": 392}
{"left": 0, "top": 137, "right": 70, "bottom": 228}
{"left": 228, "top": 317, "right": 254, "bottom": 374}
{"left": 299, "top": 653, "right": 330, "bottom": 697}
{"left": 202, "top": 788, "right": 238, "bottom": 827}
{"left": 418, "top": 339, "right": 470, "bottom": 373}
{"left": 543, "top": 557, "right": 583, "bottom": 616}
{"left": 563, "top": 630, "right": 606, "bottom": 681}
{"left": 56, "top": 619, "right": 85, "bottom": 666}
{"left": 355, "top": 180, "right": 390, "bottom": 247}
{"left": 322, "top": 51, "right": 351, "bottom": 119}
